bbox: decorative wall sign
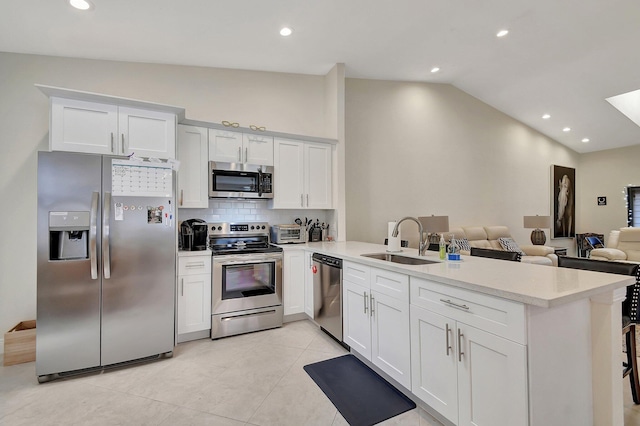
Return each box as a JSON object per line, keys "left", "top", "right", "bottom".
{"left": 597, "top": 196, "right": 607, "bottom": 206}
{"left": 552, "top": 165, "right": 576, "bottom": 239}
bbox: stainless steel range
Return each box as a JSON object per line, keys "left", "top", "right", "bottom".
{"left": 209, "top": 222, "right": 283, "bottom": 339}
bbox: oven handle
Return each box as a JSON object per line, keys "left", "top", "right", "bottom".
{"left": 213, "top": 254, "right": 283, "bottom": 265}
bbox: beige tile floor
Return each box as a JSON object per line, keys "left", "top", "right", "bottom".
{"left": 0, "top": 320, "right": 443, "bottom": 426}
{"left": 2, "top": 320, "right": 640, "bottom": 425}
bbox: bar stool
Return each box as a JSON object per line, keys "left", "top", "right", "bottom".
{"left": 557, "top": 256, "right": 640, "bottom": 404}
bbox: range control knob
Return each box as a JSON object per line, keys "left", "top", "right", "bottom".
{"left": 217, "top": 226, "right": 222, "bottom": 231}
{"left": 251, "top": 225, "right": 255, "bottom": 230}
{"left": 262, "top": 225, "right": 266, "bottom": 229}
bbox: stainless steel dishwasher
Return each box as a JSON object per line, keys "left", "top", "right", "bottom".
{"left": 312, "top": 253, "right": 344, "bottom": 343}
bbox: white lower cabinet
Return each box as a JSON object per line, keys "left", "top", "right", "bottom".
{"left": 283, "top": 249, "right": 305, "bottom": 316}
{"left": 342, "top": 261, "right": 411, "bottom": 389}
{"left": 177, "top": 255, "right": 212, "bottom": 340}
{"left": 410, "top": 277, "right": 528, "bottom": 426}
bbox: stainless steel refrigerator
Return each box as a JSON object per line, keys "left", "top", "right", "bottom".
{"left": 37, "top": 151, "right": 175, "bottom": 381}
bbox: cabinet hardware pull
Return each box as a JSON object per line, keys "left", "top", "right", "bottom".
{"left": 440, "top": 298, "right": 470, "bottom": 311}
{"left": 110, "top": 133, "right": 114, "bottom": 153}
{"left": 245, "top": 147, "right": 248, "bottom": 163}
{"left": 458, "top": 328, "right": 464, "bottom": 362}
{"left": 180, "top": 189, "right": 183, "bottom": 206}
{"left": 364, "top": 291, "right": 368, "bottom": 314}
{"left": 181, "top": 278, "right": 184, "bottom": 296}
{"left": 306, "top": 194, "right": 309, "bottom": 207}
{"left": 370, "top": 295, "right": 375, "bottom": 317}
{"left": 238, "top": 147, "right": 241, "bottom": 162}
{"left": 445, "top": 323, "right": 452, "bottom": 356}
{"left": 121, "top": 134, "right": 125, "bottom": 154}
{"left": 185, "top": 262, "right": 205, "bottom": 268}
{"left": 300, "top": 194, "right": 304, "bottom": 207}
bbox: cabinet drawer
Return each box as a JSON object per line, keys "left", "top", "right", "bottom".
{"left": 179, "top": 256, "right": 211, "bottom": 276}
{"left": 371, "top": 267, "right": 409, "bottom": 303}
{"left": 410, "top": 277, "right": 526, "bottom": 344}
{"left": 343, "top": 261, "right": 370, "bottom": 286}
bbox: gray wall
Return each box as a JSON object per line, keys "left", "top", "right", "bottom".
{"left": 345, "top": 78, "right": 581, "bottom": 248}
{"left": 578, "top": 144, "right": 640, "bottom": 244}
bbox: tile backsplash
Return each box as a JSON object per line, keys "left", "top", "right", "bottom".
{"left": 178, "top": 199, "right": 336, "bottom": 238}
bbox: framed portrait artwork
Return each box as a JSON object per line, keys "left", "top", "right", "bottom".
{"left": 552, "top": 165, "right": 576, "bottom": 239}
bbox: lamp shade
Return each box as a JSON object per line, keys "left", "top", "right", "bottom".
{"left": 523, "top": 215, "right": 550, "bottom": 229}
{"left": 418, "top": 215, "right": 450, "bottom": 233}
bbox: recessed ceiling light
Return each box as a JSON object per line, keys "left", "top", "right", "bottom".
{"left": 542, "top": 114, "right": 551, "bottom": 119}
{"left": 280, "top": 27, "right": 293, "bottom": 37}
{"left": 582, "top": 138, "right": 590, "bottom": 143}
{"left": 430, "top": 67, "right": 440, "bottom": 73}
{"left": 496, "top": 29, "right": 509, "bottom": 38}
{"left": 69, "top": 0, "right": 92, "bottom": 10}
{"left": 563, "top": 127, "right": 571, "bottom": 132}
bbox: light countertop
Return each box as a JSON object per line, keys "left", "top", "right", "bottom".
{"left": 300, "top": 241, "right": 634, "bottom": 308}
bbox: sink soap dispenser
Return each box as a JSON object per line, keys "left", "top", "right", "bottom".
{"left": 439, "top": 235, "right": 446, "bottom": 260}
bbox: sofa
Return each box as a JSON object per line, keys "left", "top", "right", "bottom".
{"left": 590, "top": 227, "right": 640, "bottom": 264}
{"left": 442, "top": 225, "right": 557, "bottom": 266}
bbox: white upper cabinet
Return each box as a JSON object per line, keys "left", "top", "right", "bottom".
{"left": 272, "top": 138, "right": 332, "bottom": 209}
{"left": 50, "top": 97, "right": 176, "bottom": 159}
{"left": 118, "top": 106, "right": 176, "bottom": 159}
{"left": 208, "top": 129, "right": 274, "bottom": 166}
{"left": 51, "top": 98, "right": 118, "bottom": 155}
{"left": 177, "top": 125, "right": 209, "bottom": 208}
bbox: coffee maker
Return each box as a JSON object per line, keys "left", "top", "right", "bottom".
{"left": 180, "top": 219, "right": 208, "bottom": 251}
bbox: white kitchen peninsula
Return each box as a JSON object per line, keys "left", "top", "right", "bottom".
{"left": 303, "top": 241, "right": 634, "bottom": 426}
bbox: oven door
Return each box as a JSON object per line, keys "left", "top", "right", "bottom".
{"left": 212, "top": 252, "right": 283, "bottom": 315}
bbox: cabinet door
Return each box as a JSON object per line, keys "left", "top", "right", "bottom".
{"left": 343, "top": 279, "right": 371, "bottom": 359}
{"left": 283, "top": 250, "right": 305, "bottom": 316}
{"left": 209, "top": 129, "right": 243, "bottom": 163}
{"left": 177, "top": 274, "right": 212, "bottom": 334}
{"left": 304, "top": 142, "right": 332, "bottom": 209}
{"left": 118, "top": 107, "right": 176, "bottom": 159}
{"left": 50, "top": 98, "right": 118, "bottom": 155}
{"left": 304, "top": 251, "right": 315, "bottom": 319}
{"left": 243, "top": 134, "right": 274, "bottom": 166}
{"left": 272, "top": 139, "right": 305, "bottom": 209}
{"left": 410, "top": 305, "right": 459, "bottom": 424}
{"left": 371, "top": 291, "right": 411, "bottom": 389}
{"left": 177, "top": 125, "right": 209, "bottom": 208}
{"left": 457, "top": 324, "right": 528, "bottom": 426}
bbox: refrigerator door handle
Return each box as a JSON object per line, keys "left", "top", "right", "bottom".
{"left": 90, "top": 191, "right": 99, "bottom": 280}
{"left": 103, "top": 192, "right": 112, "bottom": 279}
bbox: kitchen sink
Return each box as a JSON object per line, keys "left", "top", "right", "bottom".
{"left": 360, "top": 253, "right": 438, "bottom": 265}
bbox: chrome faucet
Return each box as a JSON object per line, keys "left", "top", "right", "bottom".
{"left": 392, "top": 217, "right": 428, "bottom": 256}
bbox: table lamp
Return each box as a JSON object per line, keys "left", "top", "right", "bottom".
{"left": 418, "top": 215, "right": 450, "bottom": 243}
{"left": 523, "top": 215, "right": 551, "bottom": 245}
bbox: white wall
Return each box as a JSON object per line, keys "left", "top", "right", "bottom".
{"left": 0, "top": 52, "right": 331, "bottom": 347}
{"left": 345, "top": 78, "right": 580, "bottom": 249}
{"left": 578, "top": 144, "right": 640, "bottom": 244}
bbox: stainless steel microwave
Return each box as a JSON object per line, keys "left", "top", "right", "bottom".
{"left": 209, "top": 162, "right": 273, "bottom": 199}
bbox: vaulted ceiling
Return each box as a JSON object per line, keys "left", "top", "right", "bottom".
{"left": 2, "top": 0, "right": 639, "bottom": 153}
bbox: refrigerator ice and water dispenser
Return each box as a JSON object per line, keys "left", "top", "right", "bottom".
{"left": 48, "top": 211, "right": 90, "bottom": 260}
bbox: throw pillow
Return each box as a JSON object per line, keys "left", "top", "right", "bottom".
{"left": 456, "top": 237, "right": 471, "bottom": 252}
{"left": 498, "top": 237, "right": 526, "bottom": 256}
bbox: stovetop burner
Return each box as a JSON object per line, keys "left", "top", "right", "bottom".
{"left": 207, "top": 222, "right": 283, "bottom": 255}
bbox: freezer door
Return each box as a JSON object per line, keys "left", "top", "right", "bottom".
{"left": 100, "top": 156, "right": 175, "bottom": 366}
{"left": 37, "top": 151, "right": 102, "bottom": 376}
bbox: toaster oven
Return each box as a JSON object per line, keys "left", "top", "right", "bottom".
{"left": 271, "top": 224, "right": 306, "bottom": 244}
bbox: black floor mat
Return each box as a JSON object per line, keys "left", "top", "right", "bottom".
{"left": 304, "top": 354, "right": 416, "bottom": 426}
